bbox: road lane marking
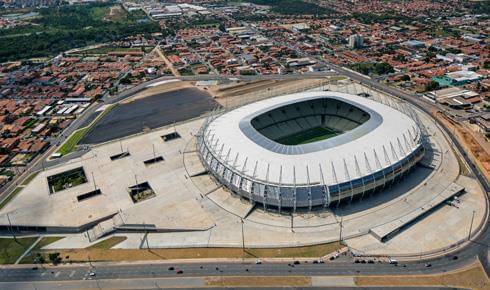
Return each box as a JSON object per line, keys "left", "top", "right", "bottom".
{"left": 69, "top": 270, "right": 76, "bottom": 278}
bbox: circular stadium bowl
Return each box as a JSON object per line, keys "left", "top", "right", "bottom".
{"left": 197, "top": 91, "right": 425, "bottom": 210}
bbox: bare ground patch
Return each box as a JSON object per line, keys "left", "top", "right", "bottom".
{"left": 355, "top": 259, "right": 489, "bottom": 290}
{"left": 206, "top": 276, "right": 311, "bottom": 287}
{"left": 33, "top": 242, "right": 342, "bottom": 263}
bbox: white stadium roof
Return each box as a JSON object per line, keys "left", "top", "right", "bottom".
{"left": 202, "top": 91, "right": 422, "bottom": 186}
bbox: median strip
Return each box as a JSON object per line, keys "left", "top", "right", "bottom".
{"left": 57, "top": 104, "right": 115, "bottom": 156}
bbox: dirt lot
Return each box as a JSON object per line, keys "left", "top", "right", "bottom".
{"left": 355, "top": 259, "right": 489, "bottom": 290}
{"left": 436, "top": 111, "right": 490, "bottom": 182}
{"left": 120, "top": 81, "right": 195, "bottom": 104}
{"left": 206, "top": 276, "right": 311, "bottom": 287}
{"left": 209, "top": 79, "right": 328, "bottom": 108}
{"left": 33, "top": 240, "right": 342, "bottom": 263}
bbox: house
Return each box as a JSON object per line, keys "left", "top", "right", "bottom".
{"left": 1, "top": 137, "right": 19, "bottom": 151}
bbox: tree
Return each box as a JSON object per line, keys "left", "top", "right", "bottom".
{"left": 425, "top": 81, "right": 440, "bottom": 92}
{"left": 34, "top": 253, "right": 45, "bottom": 264}
{"left": 120, "top": 75, "right": 131, "bottom": 84}
{"left": 48, "top": 252, "right": 61, "bottom": 265}
{"left": 400, "top": 75, "right": 411, "bottom": 81}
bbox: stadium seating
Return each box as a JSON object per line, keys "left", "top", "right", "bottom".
{"left": 251, "top": 98, "right": 370, "bottom": 145}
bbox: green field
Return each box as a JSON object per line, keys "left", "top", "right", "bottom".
{"left": 57, "top": 104, "right": 114, "bottom": 155}
{"left": 0, "top": 3, "right": 160, "bottom": 62}
{"left": 21, "top": 236, "right": 64, "bottom": 263}
{"left": 0, "top": 237, "right": 38, "bottom": 264}
{"left": 276, "top": 127, "right": 339, "bottom": 145}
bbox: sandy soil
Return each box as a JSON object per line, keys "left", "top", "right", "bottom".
{"left": 206, "top": 276, "right": 311, "bottom": 287}
{"left": 33, "top": 242, "right": 342, "bottom": 263}
{"left": 121, "top": 81, "right": 195, "bottom": 104}
{"left": 436, "top": 111, "right": 490, "bottom": 182}
{"left": 355, "top": 259, "right": 489, "bottom": 290}
{"left": 210, "top": 79, "right": 328, "bottom": 108}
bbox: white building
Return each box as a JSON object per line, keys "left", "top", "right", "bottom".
{"left": 348, "top": 34, "right": 363, "bottom": 49}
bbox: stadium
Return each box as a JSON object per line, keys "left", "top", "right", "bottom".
{"left": 197, "top": 91, "right": 425, "bottom": 210}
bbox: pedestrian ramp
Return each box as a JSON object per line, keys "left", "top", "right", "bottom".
{"left": 207, "top": 187, "right": 255, "bottom": 219}
{"left": 369, "top": 182, "right": 464, "bottom": 242}
{"left": 184, "top": 148, "right": 208, "bottom": 177}
{"left": 86, "top": 212, "right": 124, "bottom": 242}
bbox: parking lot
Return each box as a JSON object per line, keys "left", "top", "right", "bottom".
{"left": 80, "top": 87, "right": 218, "bottom": 144}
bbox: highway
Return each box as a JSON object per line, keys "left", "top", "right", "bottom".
{"left": 0, "top": 254, "right": 477, "bottom": 282}
{"left": 0, "top": 68, "right": 488, "bottom": 287}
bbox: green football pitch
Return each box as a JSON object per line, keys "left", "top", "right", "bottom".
{"left": 276, "top": 127, "right": 340, "bottom": 145}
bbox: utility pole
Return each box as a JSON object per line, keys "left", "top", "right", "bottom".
{"left": 91, "top": 172, "right": 96, "bottom": 191}
{"left": 7, "top": 213, "right": 17, "bottom": 243}
{"left": 339, "top": 214, "right": 343, "bottom": 243}
{"left": 143, "top": 222, "right": 150, "bottom": 250}
{"left": 241, "top": 218, "right": 245, "bottom": 261}
{"left": 468, "top": 210, "right": 475, "bottom": 241}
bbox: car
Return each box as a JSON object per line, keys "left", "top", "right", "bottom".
{"left": 89, "top": 272, "right": 96, "bottom": 277}
{"left": 354, "top": 259, "right": 360, "bottom": 263}
{"left": 367, "top": 260, "right": 375, "bottom": 264}
{"left": 388, "top": 258, "right": 398, "bottom": 265}
{"left": 176, "top": 270, "right": 183, "bottom": 274}
{"left": 293, "top": 261, "right": 300, "bottom": 265}
{"left": 31, "top": 267, "right": 38, "bottom": 270}
{"left": 168, "top": 266, "right": 175, "bottom": 271}
{"left": 425, "top": 263, "right": 432, "bottom": 268}
{"left": 313, "top": 260, "right": 318, "bottom": 264}
{"left": 255, "top": 260, "right": 262, "bottom": 264}
{"left": 452, "top": 256, "right": 458, "bottom": 260}
{"left": 360, "top": 260, "right": 367, "bottom": 264}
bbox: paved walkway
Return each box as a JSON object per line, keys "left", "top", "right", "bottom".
{"left": 15, "top": 236, "right": 42, "bottom": 264}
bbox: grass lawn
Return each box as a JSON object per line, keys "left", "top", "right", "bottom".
{"left": 329, "top": 75, "right": 347, "bottom": 81}
{"left": 21, "top": 236, "right": 64, "bottom": 263}
{"left": 0, "top": 237, "right": 38, "bottom": 264}
{"left": 33, "top": 241, "right": 342, "bottom": 263}
{"left": 47, "top": 167, "right": 87, "bottom": 193}
{"left": 57, "top": 104, "right": 115, "bottom": 155}
{"left": 276, "top": 127, "right": 339, "bottom": 145}
{"left": 57, "top": 127, "right": 88, "bottom": 155}
{"left": 88, "top": 236, "right": 127, "bottom": 249}
{"left": 75, "top": 46, "right": 143, "bottom": 55}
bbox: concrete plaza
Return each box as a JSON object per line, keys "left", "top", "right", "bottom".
{"left": 1, "top": 83, "right": 486, "bottom": 257}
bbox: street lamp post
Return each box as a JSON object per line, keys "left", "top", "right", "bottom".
{"left": 7, "top": 212, "right": 17, "bottom": 243}
{"left": 468, "top": 210, "right": 475, "bottom": 241}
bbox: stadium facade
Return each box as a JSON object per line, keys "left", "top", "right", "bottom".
{"left": 197, "top": 92, "right": 425, "bottom": 211}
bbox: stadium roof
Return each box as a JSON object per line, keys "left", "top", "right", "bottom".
{"left": 203, "top": 92, "right": 421, "bottom": 186}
